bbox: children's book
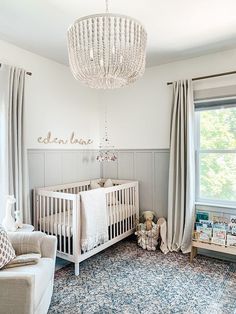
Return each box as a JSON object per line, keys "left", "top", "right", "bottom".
{"left": 196, "top": 211, "right": 209, "bottom": 222}
{"left": 213, "top": 228, "right": 226, "bottom": 239}
{"left": 213, "top": 215, "right": 229, "bottom": 225}
{"left": 213, "top": 223, "right": 227, "bottom": 230}
{"left": 195, "top": 223, "right": 212, "bottom": 242}
{"left": 227, "top": 235, "right": 236, "bottom": 247}
{"left": 199, "top": 220, "right": 213, "bottom": 228}
{"left": 231, "top": 226, "right": 236, "bottom": 235}
{"left": 212, "top": 237, "right": 225, "bottom": 246}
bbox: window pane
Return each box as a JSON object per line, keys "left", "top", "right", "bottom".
{"left": 199, "top": 153, "right": 236, "bottom": 202}
{"left": 200, "top": 107, "right": 236, "bottom": 149}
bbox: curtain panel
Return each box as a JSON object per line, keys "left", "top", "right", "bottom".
{"left": 0, "top": 64, "right": 29, "bottom": 223}
{"left": 167, "top": 79, "right": 195, "bottom": 253}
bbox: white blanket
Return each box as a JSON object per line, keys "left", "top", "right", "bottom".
{"left": 80, "top": 188, "right": 108, "bottom": 252}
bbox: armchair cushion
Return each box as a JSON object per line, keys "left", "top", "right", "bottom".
{"left": 0, "top": 226, "right": 15, "bottom": 269}
{"left": 8, "top": 231, "right": 46, "bottom": 255}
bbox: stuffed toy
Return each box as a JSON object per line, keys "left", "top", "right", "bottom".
{"left": 2, "top": 195, "right": 17, "bottom": 232}
{"left": 135, "top": 211, "right": 159, "bottom": 251}
{"left": 15, "top": 210, "right": 23, "bottom": 229}
{"left": 143, "top": 211, "right": 156, "bottom": 231}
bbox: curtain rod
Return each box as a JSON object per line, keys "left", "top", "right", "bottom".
{"left": 167, "top": 70, "right": 236, "bottom": 85}
{"left": 0, "top": 63, "right": 32, "bottom": 76}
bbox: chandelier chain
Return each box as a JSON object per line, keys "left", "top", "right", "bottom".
{"left": 105, "top": 0, "right": 109, "bottom": 13}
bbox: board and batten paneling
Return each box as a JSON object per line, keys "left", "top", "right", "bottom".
{"left": 102, "top": 149, "right": 170, "bottom": 218}
{"left": 28, "top": 148, "right": 169, "bottom": 218}
{"left": 135, "top": 152, "right": 154, "bottom": 213}
{"left": 28, "top": 149, "right": 100, "bottom": 191}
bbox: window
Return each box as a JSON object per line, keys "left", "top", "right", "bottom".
{"left": 195, "top": 100, "right": 236, "bottom": 206}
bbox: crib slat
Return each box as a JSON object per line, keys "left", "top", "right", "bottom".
{"left": 118, "top": 190, "right": 123, "bottom": 235}
{"left": 59, "top": 198, "right": 62, "bottom": 252}
{"left": 110, "top": 192, "right": 113, "bottom": 239}
{"left": 68, "top": 199, "right": 71, "bottom": 254}
{"left": 51, "top": 197, "right": 53, "bottom": 235}
{"left": 35, "top": 193, "right": 38, "bottom": 231}
{"left": 132, "top": 187, "right": 135, "bottom": 228}
{"left": 111, "top": 192, "right": 113, "bottom": 238}
{"left": 63, "top": 199, "right": 66, "bottom": 253}
{"left": 46, "top": 197, "right": 49, "bottom": 234}
{"left": 107, "top": 194, "right": 111, "bottom": 240}
{"left": 114, "top": 191, "right": 118, "bottom": 237}
{"left": 122, "top": 189, "right": 125, "bottom": 233}
{"left": 127, "top": 188, "right": 130, "bottom": 231}
{"left": 55, "top": 198, "right": 58, "bottom": 241}
{"left": 42, "top": 196, "right": 45, "bottom": 233}
{"left": 125, "top": 189, "right": 128, "bottom": 232}
{"left": 39, "top": 195, "right": 42, "bottom": 232}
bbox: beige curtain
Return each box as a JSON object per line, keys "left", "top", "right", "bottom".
{"left": 0, "top": 64, "right": 30, "bottom": 223}
{"left": 167, "top": 79, "right": 195, "bottom": 253}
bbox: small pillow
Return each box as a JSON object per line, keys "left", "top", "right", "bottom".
{"left": 0, "top": 226, "right": 15, "bottom": 269}
{"left": 90, "top": 180, "right": 101, "bottom": 190}
{"left": 3, "top": 253, "right": 41, "bottom": 269}
{"left": 8, "top": 232, "right": 45, "bottom": 255}
{"left": 104, "top": 179, "right": 113, "bottom": 188}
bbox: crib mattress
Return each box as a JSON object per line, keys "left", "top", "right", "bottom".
{"left": 39, "top": 205, "right": 135, "bottom": 237}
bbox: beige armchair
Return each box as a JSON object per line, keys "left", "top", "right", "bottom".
{"left": 0, "top": 232, "right": 57, "bottom": 314}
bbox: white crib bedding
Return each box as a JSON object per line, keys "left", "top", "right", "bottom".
{"left": 39, "top": 204, "right": 135, "bottom": 237}
{"left": 39, "top": 212, "right": 73, "bottom": 237}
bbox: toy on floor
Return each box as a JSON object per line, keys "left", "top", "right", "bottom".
{"left": 135, "top": 211, "right": 169, "bottom": 253}
{"left": 135, "top": 211, "right": 159, "bottom": 251}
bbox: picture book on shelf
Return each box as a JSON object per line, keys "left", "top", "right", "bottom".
{"left": 213, "top": 228, "right": 226, "bottom": 239}
{"left": 196, "top": 211, "right": 209, "bottom": 222}
{"left": 227, "top": 235, "right": 236, "bottom": 247}
{"left": 211, "top": 237, "right": 226, "bottom": 246}
{"left": 193, "top": 209, "right": 236, "bottom": 252}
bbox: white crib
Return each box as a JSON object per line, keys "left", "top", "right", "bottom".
{"left": 34, "top": 179, "right": 139, "bottom": 275}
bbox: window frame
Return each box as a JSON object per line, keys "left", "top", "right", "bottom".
{"left": 195, "top": 102, "right": 236, "bottom": 207}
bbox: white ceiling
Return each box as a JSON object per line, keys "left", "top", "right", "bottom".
{"left": 1, "top": 0, "right": 236, "bottom": 67}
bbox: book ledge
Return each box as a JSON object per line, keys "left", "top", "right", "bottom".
{"left": 190, "top": 209, "right": 236, "bottom": 262}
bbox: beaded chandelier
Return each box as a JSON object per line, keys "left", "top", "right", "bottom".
{"left": 67, "top": 0, "right": 147, "bottom": 89}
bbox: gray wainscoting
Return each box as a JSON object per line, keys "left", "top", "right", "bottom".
{"left": 28, "top": 149, "right": 101, "bottom": 190}
{"left": 102, "top": 149, "right": 170, "bottom": 218}
{"left": 28, "top": 149, "right": 170, "bottom": 218}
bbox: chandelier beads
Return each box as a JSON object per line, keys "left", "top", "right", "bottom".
{"left": 67, "top": 1, "right": 147, "bottom": 89}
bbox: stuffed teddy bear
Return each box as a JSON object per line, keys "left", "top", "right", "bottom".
{"left": 143, "top": 211, "right": 156, "bottom": 231}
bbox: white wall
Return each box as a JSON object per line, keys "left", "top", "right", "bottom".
{"left": 98, "top": 48, "right": 236, "bottom": 149}
{"left": 0, "top": 39, "right": 100, "bottom": 149}
{"left": 2, "top": 39, "right": 236, "bottom": 151}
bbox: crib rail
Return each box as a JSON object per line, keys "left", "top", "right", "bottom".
{"left": 37, "top": 178, "right": 133, "bottom": 192}
{"left": 38, "top": 180, "right": 91, "bottom": 193}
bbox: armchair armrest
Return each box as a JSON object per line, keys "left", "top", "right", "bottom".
{"left": 40, "top": 235, "right": 57, "bottom": 260}
{"left": 0, "top": 273, "right": 34, "bottom": 314}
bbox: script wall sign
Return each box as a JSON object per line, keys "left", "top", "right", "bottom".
{"left": 37, "top": 132, "right": 93, "bottom": 145}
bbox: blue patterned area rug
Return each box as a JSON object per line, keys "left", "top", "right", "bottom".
{"left": 49, "top": 238, "right": 236, "bottom": 314}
